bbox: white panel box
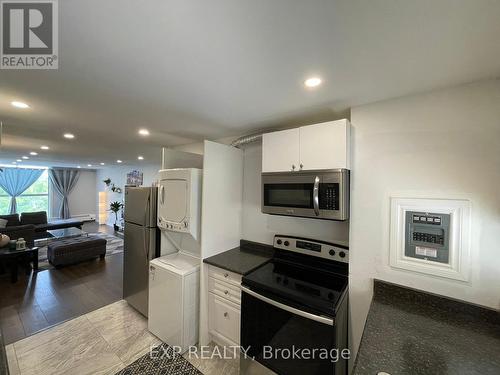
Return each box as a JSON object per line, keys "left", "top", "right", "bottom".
{"left": 389, "top": 197, "right": 471, "bottom": 282}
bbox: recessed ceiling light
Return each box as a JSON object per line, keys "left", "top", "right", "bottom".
{"left": 100, "top": 162, "right": 105, "bottom": 165}
{"left": 87, "top": 164, "right": 92, "bottom": 167}
{"left": 16, "top": 159, "right": 22, "bottom": 162}
{"left": 11, "top": 101, "right": 30, "bottom": 109}
{"left": 63, "top": 133, "right": 75, "bottom": 139}
{"left": 77, "top": 166, "right": 81, "bottom": 168}
{"left": 30, "top": 151, "right": 38, "bottom": 156}
{"left": 116, "top": 160, "right": 122, "bottom": 163}
{"left": 22, "top": 156, "right": 29, "bottom": 159}
{"left": 12, "top": 162, "right": 17, "bottom": 164}
{"left": 40, "top": 145, "right": 49, "bottom": 150}
{"left": 137, "top": 156, "right": 144, "bottom": 160}
{"left": 304, "top": 77, "right": 322, "bottom": 88}
{"left": 138, "top": 129, "right": 150, "bottom": 136}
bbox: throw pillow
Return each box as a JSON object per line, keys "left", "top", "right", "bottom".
{"left": 0, "top": 218, "right": 7, "bottom": 228}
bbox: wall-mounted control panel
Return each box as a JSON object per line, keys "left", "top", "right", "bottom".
{"left": 405, "top": 211, "right": 450, "bottom": 264}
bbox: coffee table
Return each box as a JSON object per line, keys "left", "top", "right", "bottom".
{"left": 35, "top": 226, "right": 88, "bottom": 246}
{"left": 0, "top": 247, "right": 38, "bottom": 283}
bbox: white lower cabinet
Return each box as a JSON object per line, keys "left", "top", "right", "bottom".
{"left": 207, "top": 265, "right": 241, "bottom": 346}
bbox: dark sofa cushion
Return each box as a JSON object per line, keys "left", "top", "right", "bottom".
{"left": 0, "top": 214, "right": 21, "bottom": 227}
{"left": 1, "top": 224, "right": 36, "bottom": 247}
{"left": 21, "top": 211, "right": 48, "bottom": 225}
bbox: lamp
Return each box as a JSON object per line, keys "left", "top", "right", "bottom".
{"left": 98, "top": 191, "right": 108, "bottom": 224}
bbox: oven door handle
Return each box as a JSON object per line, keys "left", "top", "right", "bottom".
{"left": 313, "top": 176, "right": 320, "bottom": 216}
{"left": 241, "top": 286, "right": 334, "bottom": 326}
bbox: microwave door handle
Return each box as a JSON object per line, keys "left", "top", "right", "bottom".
{"left": 313, "top": 176, "right": 320, "bottom": 216}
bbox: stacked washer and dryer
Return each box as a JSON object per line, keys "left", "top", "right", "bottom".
{"left": 148, "top": 168, "right": 202, "bottom": 353}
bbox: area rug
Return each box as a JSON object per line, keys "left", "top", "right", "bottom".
{"left": 37, "top": 232, "right": 124, "bottom": 270}
{"left": 115, "top": 343, "right": 203, "bottom": 375}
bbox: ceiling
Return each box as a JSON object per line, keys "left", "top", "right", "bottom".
{"left": 1, "top": 0, "right": 500, "bottom": 168}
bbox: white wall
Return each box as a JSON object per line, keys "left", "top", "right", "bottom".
{"left": 50, "top": 170, "right": 97, "bottom": 219}
{"left": 241, "top": 142, "right": 349, "bottom": 245}
{"left": 174, "top": 139, "right": 350, "bottom": 245}
{"left": 96, "top": 163, "right": 161, "bottom": 226}
{"left": 349, "top": 79, "right": 500, "bottom": 360}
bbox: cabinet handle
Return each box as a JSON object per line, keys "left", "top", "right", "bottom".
{"left": 224, "top": 312, "right": 228, "bottom": 317}
{"left": 224, "top": 290, "right": 229, "bottom": 295}
{"left": 292, "top": 164, "right": 296, "bottom": 170}
{"left": 300, "top": 163, "right": 303, "bottom": 170}
{"left": 224, "top": 273, "right": 229, "bottom": 278}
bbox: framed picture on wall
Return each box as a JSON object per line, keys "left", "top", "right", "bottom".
{"left": 126, "top": 170, "right": 143, "bottom": 186}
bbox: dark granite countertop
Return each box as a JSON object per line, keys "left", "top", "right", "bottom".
{"left": 203, "top": 239, "right": 274, "bottom": 275}
{"left": 354, "top": 280, "right": 500, "bottom": 375}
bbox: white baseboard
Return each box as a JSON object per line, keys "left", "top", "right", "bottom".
{"left": 71, "top": 214, "right": 96, "bottom": 222}
{"left": 49, "top": 214, "right": 96, "bottom": 222}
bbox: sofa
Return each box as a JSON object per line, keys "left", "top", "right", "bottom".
{"left": 0, "top": 211, "right": 84, "bottom": 246}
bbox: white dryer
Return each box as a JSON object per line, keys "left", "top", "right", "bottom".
{"left": 148, "top": 252, "right": 200, "bottom": 353}
{"left": 157, "top": 168, "right": 202, "bottom": 240}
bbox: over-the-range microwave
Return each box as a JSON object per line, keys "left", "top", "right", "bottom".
{"left": 261, "top": 169, "right": 349, "bottom": 221}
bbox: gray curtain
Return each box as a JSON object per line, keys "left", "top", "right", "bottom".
{"left": 49, "top": 168, "right": 80, "bottom": 219}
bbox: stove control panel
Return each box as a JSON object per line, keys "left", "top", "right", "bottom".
{"left": 274, "top": 235, "right": 349, "bottom": 263}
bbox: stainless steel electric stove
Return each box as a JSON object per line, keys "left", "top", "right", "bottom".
{"left": 240, "top": 235, "right": 349, "bottom": 375}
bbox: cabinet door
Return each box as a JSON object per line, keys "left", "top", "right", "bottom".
{"left": 299, "top": 119, "right": 350, "bottom": 170}
{"left": 262, "top": 128, "right": 300, "bottom": 172}
{"left": 208, "top": 292, "right": 241, "bottom": 345}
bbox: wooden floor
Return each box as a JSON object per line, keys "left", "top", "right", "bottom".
{"left": 0, "top": 223, "right": 123, "bottom": 345}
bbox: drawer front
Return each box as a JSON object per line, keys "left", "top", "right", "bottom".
{"left": 208, "top": 293, "right": 240, "bottom": 345}
{"left": 208, "top": 277, "right": 241, "bottom": 305}
{"left": 208, "top": 265, "right": 242, "bottom": 286}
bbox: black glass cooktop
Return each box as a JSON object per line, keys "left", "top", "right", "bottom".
{"left": 242, "top": 260, "right": 348, "bottom": 317}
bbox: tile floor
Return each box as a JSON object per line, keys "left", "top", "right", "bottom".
{"left": 6, "top": 300, "right": 239, "bottom": 375}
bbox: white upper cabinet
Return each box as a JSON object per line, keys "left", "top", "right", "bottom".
{"left": 299, "top": 119, "right": 350, "bottom": 170}
{"left": 262, "top": 128, "right": 300, "bottom": 172}
{"left": 262, "top": 119, "right": 351, "bottom": 173}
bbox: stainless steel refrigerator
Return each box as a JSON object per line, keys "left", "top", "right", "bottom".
{"left": 123, "top": 186, "right": 160, "bottom": 317}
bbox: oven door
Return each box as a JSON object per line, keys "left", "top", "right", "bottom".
{"left": 240, "top": 286, "right": 343, "bottom": 375}
{"left": 261, "top": 170, "right": 349, "bottom": 220}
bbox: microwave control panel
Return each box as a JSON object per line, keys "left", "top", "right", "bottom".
{"left": 405, "top": 211, "right": 450, "bottom": 264}
{"left": 319, "top": 183, "right": 339, "bottom": 210}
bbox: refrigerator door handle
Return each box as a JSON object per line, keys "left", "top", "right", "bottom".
{"left": 143, "top": 194, "right": 150, "bottom": 263}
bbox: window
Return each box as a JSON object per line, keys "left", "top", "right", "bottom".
{"left": 0, "top": 170, "right": 49, "bottom": 215}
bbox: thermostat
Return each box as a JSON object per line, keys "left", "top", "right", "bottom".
{"left": 405, "top": 211, "right": 450, "bottom": 263}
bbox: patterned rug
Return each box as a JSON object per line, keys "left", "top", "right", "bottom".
{"left": 37, "top": 232, "right": 124, "bottom": 270}
{"left": 115, "top": 344, "right": 203, "bottom": 375}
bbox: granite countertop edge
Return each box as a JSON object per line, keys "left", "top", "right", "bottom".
{"left": 203, "top": 239, "right": 274, "bottom": 275}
